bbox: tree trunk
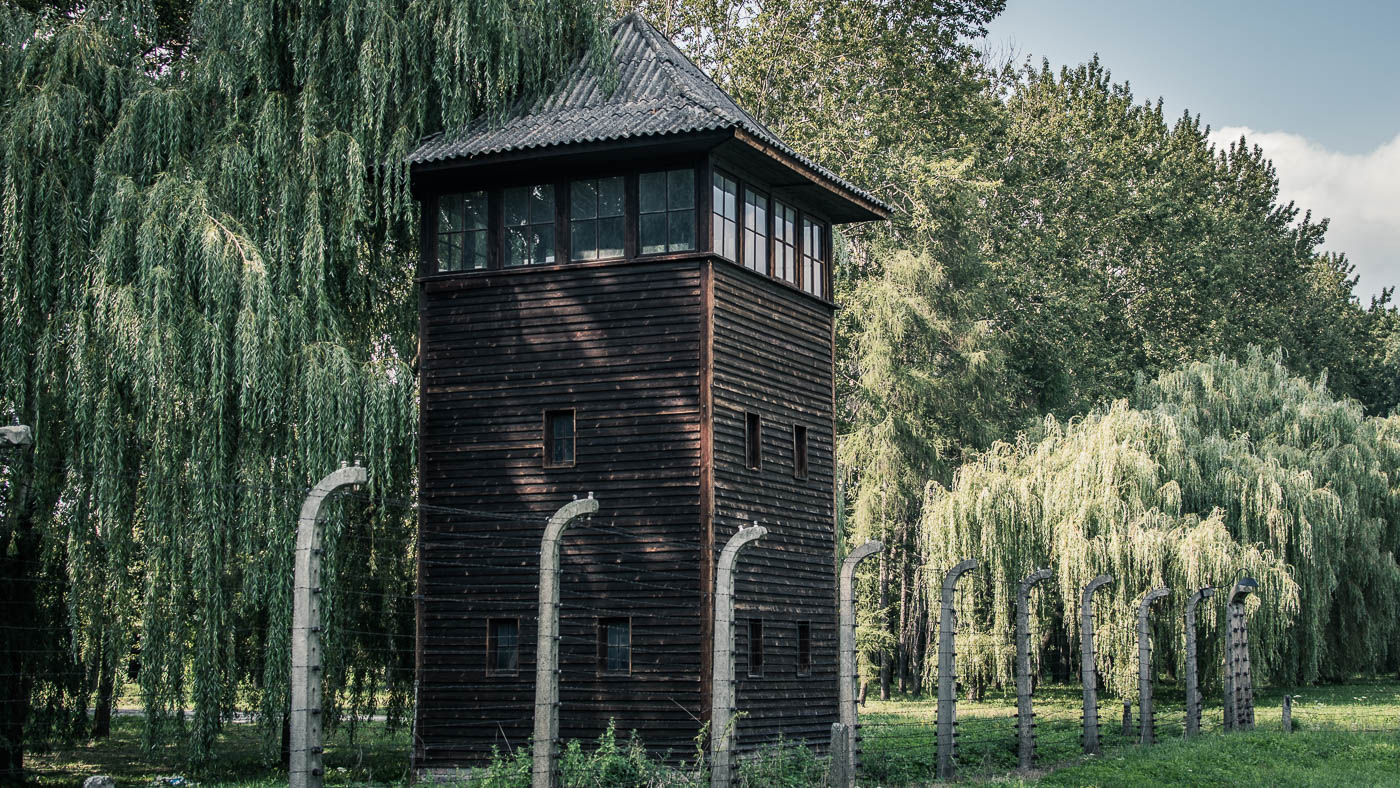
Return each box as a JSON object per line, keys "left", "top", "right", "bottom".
{"left": 1, "top": 445, "right": 36, "bottom": 781}
{"left": 91, "top": 643, "right": 116, "bottom": 739}
{"left": 896, "top": 525, "right": 911, "bottom": 695}
{"left": 878, "top": 550, "right": 891, "bottom": 701}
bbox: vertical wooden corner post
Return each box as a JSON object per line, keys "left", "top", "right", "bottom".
{"left": 291, "top": 462, "right": 367, "bottom": 788}
{"left": 531, "top": 494, "right": 600, "bottom": 788}
{"left": 1016, "top": 568, "right": 1053, "bottom": 770}
{"left": 710, "top": 523, "right": 767, "bottom": 788}
{"left": 1079, "top": 574, "right": 1113, "bottom": 755}
{"left": 1223, "top": 577, "right": 1258, "bottom": 732}
{"left": 837, "top": 540, "right": 882, "bottom": 786}
{"left": 1136, "top": 588, "right": 1170, "bottom": 744}
{"left": 936, "top": 559, "right": 978, "bottom": 781}
{"left": 1184, "top": 587, "right": 1214, "bottom": 737}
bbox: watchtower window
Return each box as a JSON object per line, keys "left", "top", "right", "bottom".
{"left": 486, "top": 618, "right": 519, "bottom": 676}
{"left": 597, "top": 618, "right": 631, "bottom": 675}
{"left": 436, "top": 191, "right": 488, "bottom": 272}
{"left": 712, "top": 171, "right": 738, "bottom": 261}
{"left": 747, "top": 619, "right": 764, "bottom": 677}
{"left": 544, "top": 409, "right": 575, "bottom": 468}
{"left": 638, "top": 169, "right": 695, "bottom": 254}
{"left": 797, "top": 621, "right": 812, "bottom": 676}
{"left": 792, "top": 424, "right": 808, "bottom": 480}
{"left": 570, "top": 177, "right": 625, "bottom": 261}
{"left": 742, "top": 188, "right": 769, "bottom": 274}
{"left": 802, "top": 217, "right": 827, "bottom": 298}
{"left": 504, "top": 184, "right": 555, "bottom": 267}
{"left": 745, "top": 412, "right": 762, "bottom": 470}
{"left": 774, "top": 200, "right": 797, "bottom": 284}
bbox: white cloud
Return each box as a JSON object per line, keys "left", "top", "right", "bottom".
{"left": 1207, "top": 127, "right": 1400, "bottom": 304}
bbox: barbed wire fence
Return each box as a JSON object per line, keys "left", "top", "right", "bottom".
{"left": 4, "top": 462, "right": 1400, "bottom": 787}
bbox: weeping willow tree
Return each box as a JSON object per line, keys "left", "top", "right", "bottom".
{"left": 0, "top": 0, "right": 608, "bottom": 773}
{"left": 921, "top": 349, "right": 1400, "bottom": 700}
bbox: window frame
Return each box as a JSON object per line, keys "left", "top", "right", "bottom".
{"left": 745, "top": 411, "right": 762, "bottom": 471}
{"left": 543, "top": 408, "right": 576, "bottom": 469}
{"left": 502, "top": 182, "right": 559, "bottom": 268}
{"left": 741, "top": 185, "right": 770, "bottom": 276}
{"left": 486, "top": 617, "right": 520, "bottom": 677}
{"left": 711, "top": 168, "right": 739, "bottom": 262}
{"left": 596, "top": 617, "right": 632, "bottom": 676}
{"left": 568, "top": 175, "right": 627, "bottom": 262}
{"left": 796, "top": 621, "right": 812, "bottom": 677}
{"left": 801, "top": 215, "right": 828, "bottom": 298}
{"left": 747, "top": 619, "right": 765, "bottom": 678}
{"left": 792, "top": 424, "right": 809, "bottom": 481}
{"left": 637, "top": 167, "right": 699, "bottom": 256}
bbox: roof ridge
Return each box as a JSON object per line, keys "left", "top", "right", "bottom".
{"left": 622, "top": 14, "right": 732, "bottom": 122}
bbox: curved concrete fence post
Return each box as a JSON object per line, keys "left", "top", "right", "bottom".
{"left": 1016, "top": 568, "right": 1054, "bottom": 770}
{"left": 710, "top": 524, "right": 767, "bottom": 788}
{"left": 837, "top": 540, "right": 883, "bottom": 786}
{"left": 1223, "top": 577, "right": 1259, "bottom": 732}
{"left": 291, "top": 462, "right": 367, "bottom": 788}
{"left": 1079, "top": 574, "right": 1114, "bottom": 755}
{"left": 531, "top": 494, "right": 600, "bottom": 788}
{"left": 936, "top": 559, "right": 979, "bottom": 781}
{"left": 1183, "top": 587, "right": 1214, "bottom": 737}
{"left": 1136, "top": 588, "right": 1171, "bottom": 744}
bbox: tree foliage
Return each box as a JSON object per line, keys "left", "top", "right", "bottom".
{"left": 0, "top": 0, "right": 608, "bottom": 768}
{"left": 922, "top": 350, "right": 1400, "bottom": 697}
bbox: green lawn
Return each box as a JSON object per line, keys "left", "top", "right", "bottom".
{"left": 23, "top": 680, "right": 1400, "bottom": 786}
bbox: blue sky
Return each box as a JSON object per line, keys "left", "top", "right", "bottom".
{"left": 984, "top": 0, "right": 1399, "bottom": 302}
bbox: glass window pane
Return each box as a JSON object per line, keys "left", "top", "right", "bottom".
{"left": 532, "top": 225, "right": 554, "bottom": 265}
{"left": 438, "top": 194, "right": 463, "bottom": 233}
{"left": 465, "top": 230, "right": 488, "bottom": 270}
{"left": 464, "top": 192, "right": 487, "bottom": 230}
{"left": 598, "top": 216, "right": 624, "bottom": 258}
{"left": 599, "top": 176, "right": 624, "bottom": 216}
{"left": 639, "top": 172, "right": 666, "bottom": 213}
{"left": 640, "top": 212, "right": 667, "bottom": 254}
{"left": 571, "top": 219, "right": 597, "bottom": 261}
{"left": 437, "top": 233, "right": 462, "bottom": 272}
{"left": 571, "top": 180, "right": 598, "bottom": 220}
{"left": 668, "top": 169, "right": 694, "bottom": 209}
{"left": 530, "top": 184, "right": 554, "bottom": 223}
{"left": 669, "top": 209, "right": 695, "bottom": 251}
{"left": 505, "top": 227, "right": 528, "bottom": 267}
{"left": 504, "top": 187, "right": 529, "bottom": 226}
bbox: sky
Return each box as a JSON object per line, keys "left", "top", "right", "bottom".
{"left": 983, "top": 0, "right": 1400, "bottom": 303}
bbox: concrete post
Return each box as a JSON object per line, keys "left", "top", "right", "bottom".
{"left": 0, "top": 426, "right": 33, "bottom": 446}
{"left": 1282, "top": 695, "right": 1292, "bottom": 733}
{"left": 1080, "top": 574, "right": 1113, "bottom": 755}
{"left": 1223, "top": 577, "right": 1258, "bottom": 732}
{"left": 1137, "top": 588, "right": 1170, "bottom": 745}
{"left": 837, "top": 540, "right": 882, "bottom": 785}
{"left": 290, "top": 462, "right": 367, "bottom": 788}
{"left": 828, "top": 723, "right": 851, "bottom": 788}
{"left": 710, "top": 524, "right": 767, "bottom": 788}
{"left": 531, "top": 495, "right": 600, "bottom": 788}
{"left": 1015, "top": 568, "right": 1053, "bottom": 770}
{"left": 1121, "top": 700, "right": 1132, "bottom": 737}
{"left": 1184, "top": 587, "right": 1214, "bottom": 737}
{"left": 936, "top": 559, "right": 978, "bottom": 781}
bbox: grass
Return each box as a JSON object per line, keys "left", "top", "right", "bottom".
{"left": 21, "top": 679, "right": 1400, "bottom": 786}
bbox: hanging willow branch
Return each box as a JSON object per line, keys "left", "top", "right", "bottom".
{"left": 0, "top": 0, "right": 610, "bottom": 765}
{"left": 921, "top": 349, "right": 1400, "bottom": 699}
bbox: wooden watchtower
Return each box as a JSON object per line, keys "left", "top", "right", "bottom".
{"left": 408, "top": 13, "right": 887, "bottom": 771}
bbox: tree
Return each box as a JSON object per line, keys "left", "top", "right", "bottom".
{"left": 921, "top": 349, "right": 1400, "bottom": 697}
{"left": 0, "top": 0, "right": 609, "bottom": 773}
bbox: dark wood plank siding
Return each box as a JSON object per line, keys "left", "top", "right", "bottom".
{"left": 415, "top": 260, "right": 706, "bottom": 768}
{"left": 710, "top": 262, "right": 839, "bottom": 752}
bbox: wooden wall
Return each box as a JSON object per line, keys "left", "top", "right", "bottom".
{"left": 415, "top": 259, "right": 707, "bottom": 768}
{"left": 710, "top": 263, "right": 839, "bottom": 753}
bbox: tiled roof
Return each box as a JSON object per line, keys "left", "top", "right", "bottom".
{"left": 408, "top": 13, "right": 888, "bottom": 215}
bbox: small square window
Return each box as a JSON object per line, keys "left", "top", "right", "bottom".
{"left": 745, "top": 412, "right": 762, "bottom": 471}
{"left": 597, "top": 618, "right": 631, "bottom": 675}
{"left": 487, "top": 618, "right": 519, "bottom": 676}
{"left": 797, "top": 621, "right": 812, "bottom": 676}
{"left": 747, "top": 619, "right": 764, "bottom": 677}
{"left": 544, "top": 409, "right": 575, "bottom": 468}
{"left": 792, "top": 424, "right": 808, "bottom": 480}
{"left": 639, "top": 169, "right": 696, "bottom": 254}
